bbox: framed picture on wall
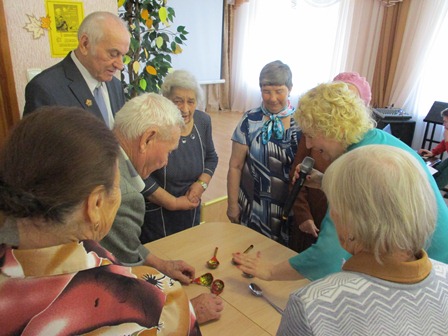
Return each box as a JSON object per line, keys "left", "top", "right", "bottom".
{"left": 46, "top": 0, "right": 83, "bottom": 58}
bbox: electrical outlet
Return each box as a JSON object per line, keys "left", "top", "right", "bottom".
{"left": 27, "top": 68, "right": 42, "bottom": 82}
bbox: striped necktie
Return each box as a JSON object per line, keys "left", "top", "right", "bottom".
{"left": 94, "top": 84, "right": 109, "bottom": 128}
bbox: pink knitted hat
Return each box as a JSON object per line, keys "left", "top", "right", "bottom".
{"left": 333, "top": 72, "right": 372, "bottom": 106}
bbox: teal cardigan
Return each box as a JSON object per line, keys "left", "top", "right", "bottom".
{"left": 289, "top": 128, "right": 448, "bottom": 281}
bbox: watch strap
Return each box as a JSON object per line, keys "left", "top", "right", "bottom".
{"left": 197, "top": 179, "right": 208, "bottom": 190}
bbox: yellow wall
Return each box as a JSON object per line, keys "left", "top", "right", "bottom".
{"left": 3, "top": 0, "right": 117, "bottom": 115}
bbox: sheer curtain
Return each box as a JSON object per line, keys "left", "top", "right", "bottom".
{"left": 390, "top": 0, "right": 448, "bottom": 148}
{"left": 230, "top": 0, "right": 385, "bottom": 112}
{"left": 230, "top": 0, "right": 346, "bottom": 112}
{"left": 332, "top": 0, "right": 383, "bottom": 79}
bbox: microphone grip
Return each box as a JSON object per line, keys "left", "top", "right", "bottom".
{"left": 282, "top": 174, "right": 306, "bottom": 220}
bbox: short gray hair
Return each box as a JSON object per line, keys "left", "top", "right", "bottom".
{"left": 322, "top": 144, "right": 436, "bottom": 262}
{"left": 78, "top": 11, "right": 127, "bottom": 46}
{"left": 161, "top": 70, "right": 204, "bottom": 106}
{"left": 259, "top": 60, "right": 293, "bottom": 90}
{"left": 114, "top": 93, "right": 184, "bottom": 141}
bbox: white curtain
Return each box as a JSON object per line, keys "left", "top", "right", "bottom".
{"left": 389, "top": 0, "right": 448, "bottom": 149}
{"left": 231, "top": 0, "right": 347, "bottom": 112}
{"left": 335, "top": 0, "right": 383, "bottom": 81}
{"left": 230, "top": 0, "right": 386, "bottom": 113}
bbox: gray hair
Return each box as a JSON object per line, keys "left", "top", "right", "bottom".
{"left": 161, "top": 70, "right": 204, "bottom": 106}
{"left": 441, "top": 107, "right": 448, "bottom": 118}
{"left": 259, "top": 60, "right": 293, "bottom": 90}
{"left": 322, "top": 144, "right": 436, "bottom": 262}
{"left": 78, "top": 11, "right": 127, "bottom": 46}
{"left": 114, "top": 93, "right": 184, "bottom": 141}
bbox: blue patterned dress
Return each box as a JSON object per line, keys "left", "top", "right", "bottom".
{"left": 232, "top": 107, "right": 300, "bottom": 243}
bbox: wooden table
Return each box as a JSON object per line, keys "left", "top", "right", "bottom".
{"left": 145, "top": 222, "right": 309, "bottom": 336}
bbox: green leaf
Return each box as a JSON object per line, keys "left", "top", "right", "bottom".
{"left": 160, "top": 32, "right": 169, "bottom": 41}
{"left": 130, "top": 37, "right": 139, "bottom": 52}
{"left": 149, "top": 31, "right": 157, "bottom": 40}
{"left": 123, "top": 55, "right": 131, "bottom": 65}
{"left": 139, "top": 78, "right": 147, "bottom": 91}
{"left": 159, "top": 6, "right": 168, "bottom": 24}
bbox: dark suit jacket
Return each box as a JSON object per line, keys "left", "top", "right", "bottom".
{"left": 23, "top": 53, "right": 125, "bottom": 122}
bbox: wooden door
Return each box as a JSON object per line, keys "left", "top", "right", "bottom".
{"left": 0, "top": 0, "right": 20, "bottom": 149}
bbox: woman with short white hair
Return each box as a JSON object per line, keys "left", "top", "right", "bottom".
{"left": 277, "top": 145, "right": 448, "bottom": 335}
{"left": 140, "top": 70, "right": 218, "bottom": 243}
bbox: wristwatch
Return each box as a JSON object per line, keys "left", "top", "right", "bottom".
{"left": 197, "top": 179, "right": 208, "bottom": 190}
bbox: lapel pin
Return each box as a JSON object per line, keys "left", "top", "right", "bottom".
{"left": 85, "top": 99, "right": 93, "bottom": 107}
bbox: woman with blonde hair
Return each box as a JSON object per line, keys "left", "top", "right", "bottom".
{"left": 232, "top": 81, "right": 448, "bottom": 282}
{"left": 289, "top": 72, "right": 372, "bottom": 252}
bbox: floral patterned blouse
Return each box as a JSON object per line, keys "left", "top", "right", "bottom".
{"left": 0, "top": 240, "right": 201, "bottom": 335}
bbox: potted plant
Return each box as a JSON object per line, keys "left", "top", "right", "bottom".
{"left": 118, "top": 0, "right": 188, "bottom": 99}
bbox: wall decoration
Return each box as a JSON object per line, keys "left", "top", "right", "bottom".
{"left": 23, "top": 14, "right": 51, "bottom": 39}
{"left": 45, "top": 0, "right": 84, "bottom": 58}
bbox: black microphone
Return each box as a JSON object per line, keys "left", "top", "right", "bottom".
{"left": 282, "top": 156, "right": 315, "bottom": 220}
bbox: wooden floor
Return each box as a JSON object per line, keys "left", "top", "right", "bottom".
{"left": 203, "top": 110, "right": 243, "bottom": 203}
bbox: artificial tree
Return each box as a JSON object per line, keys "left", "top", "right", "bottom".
{"left": 118, "top": 0, "right": 188, "bottom": 99}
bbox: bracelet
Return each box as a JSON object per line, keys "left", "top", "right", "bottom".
{"left": 197, "top": 179, "right": 208, "bottom": 190}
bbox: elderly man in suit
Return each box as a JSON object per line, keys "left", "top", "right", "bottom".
{"left": 23, "top": 11, "right": 129, "bottom": 128}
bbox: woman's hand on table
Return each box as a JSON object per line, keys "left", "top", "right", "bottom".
{"left": 231, "top": 251, "right": 274, "bottom": 281}
{"left": 191, "top": 293, "right": 224, "bottom": 324}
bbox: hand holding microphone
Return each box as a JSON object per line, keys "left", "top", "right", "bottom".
{"left": 282, "top": 156, "right": 315, "bottom": 220}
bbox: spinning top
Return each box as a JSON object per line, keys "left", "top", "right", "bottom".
{"left": 193, "top": 272, "right": 214, "bottom": 286}
{"left": 211, "top": 279, "right": 225, "bottom": 295}
{"left": 206, "top": 247, "right": 220, "bottom": 269}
